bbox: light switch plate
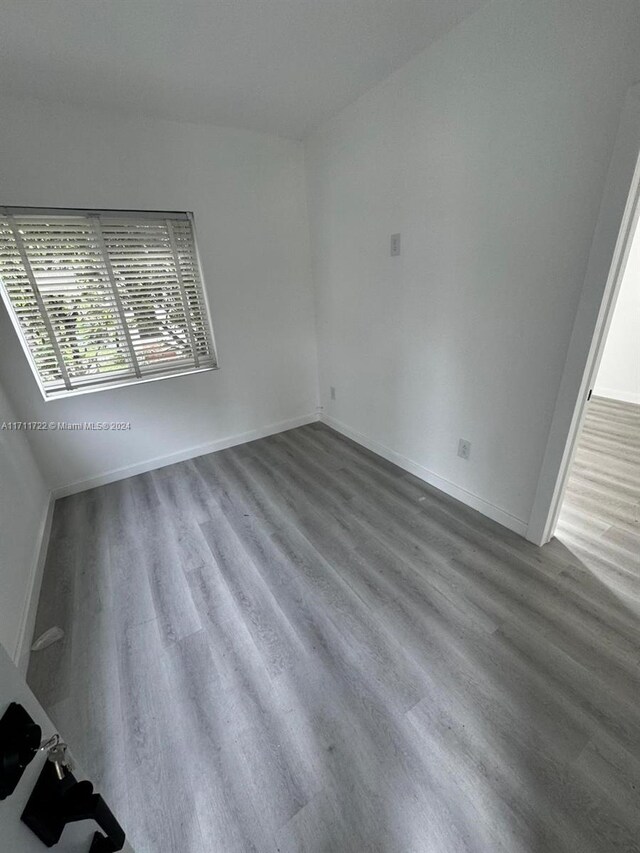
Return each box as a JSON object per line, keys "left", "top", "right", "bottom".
{"left": 458, "top": 439, "right": 471, "bottom": 460}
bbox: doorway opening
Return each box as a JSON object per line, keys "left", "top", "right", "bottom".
{"left": 527, "top": 82, "right": 640, "bottom": 550}
{"left": 555, "top": 219, "right": 639, "bottom": 575}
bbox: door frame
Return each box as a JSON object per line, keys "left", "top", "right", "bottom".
{"left": 527, "top": 82, "right": 640, "bottom": 546}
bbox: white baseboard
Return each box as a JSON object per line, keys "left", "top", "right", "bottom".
{"left": 14, "top": 493, "right": 55, "bottom": 674}
{"left": 52, "top": 412, "right": 319, "bottom": 499}
{"left": 322, "top": 414, "right": 528, "bottom": 538}
{"left": 593, "top": 388, "right": 640, "bottom": 406}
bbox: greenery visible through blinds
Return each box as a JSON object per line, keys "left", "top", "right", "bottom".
{"left": 0, "top": 209, "right": 217, "bottom": 398}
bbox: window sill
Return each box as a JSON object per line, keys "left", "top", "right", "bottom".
{"left": 40, "top": 364, "right": 219, "bottom": 402}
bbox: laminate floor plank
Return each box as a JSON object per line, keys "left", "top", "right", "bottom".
{"left": 46, "top": 489, "right": 128, "bottom": 822}
{"left": 27, "top": 402, "right": 640, "bottom": 852}
{"left": 117, "top": 619, "right": 206, "bottom": 853}
{"left": 199, "top": 507, "right": 306, "bottom": 679}
{"left": 126, "top": 474, "right": 203, "bottom": 646}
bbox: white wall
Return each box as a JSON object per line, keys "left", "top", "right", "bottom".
{"left": 306, "top": 0, "right": 640, "bottom": 533}
{"left": 0, "top": 95, "right": 319, "bottom": 493}
{"left": 594, "top": 220, "right": 640, "bottom": 405}
{"left": 0, "top": 381, "right": 50, "bottom": 663}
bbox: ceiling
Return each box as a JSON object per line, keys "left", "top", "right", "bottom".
{"left": 0, "top": 0, "right": 488, "bottom": 139}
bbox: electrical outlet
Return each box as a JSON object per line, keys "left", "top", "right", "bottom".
{"left": 458, "top": 439, "right": 471, "bottom": 460}
{"left": 330, "top": 386, "right": 336, "bottom": 400}
{"left": 390, "top": 233, "right": 401, "bottom": 257}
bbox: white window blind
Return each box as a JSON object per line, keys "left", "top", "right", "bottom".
{"left": 0, "top": 208, "right": 217, "bottom": 399}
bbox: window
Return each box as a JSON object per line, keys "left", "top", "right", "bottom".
{"left": 0, "top": 208, "right": 217, "bottom": 399}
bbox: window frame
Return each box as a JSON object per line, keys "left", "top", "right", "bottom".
{"left": 0, "top": 206, "right": 219, "bottom": 401}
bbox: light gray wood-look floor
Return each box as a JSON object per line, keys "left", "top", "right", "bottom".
{"left": 27, "top": 413, "right": 640, "bottom": 853}
{"left": 556, "top": 396, "right": 640, "bottom": 580}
